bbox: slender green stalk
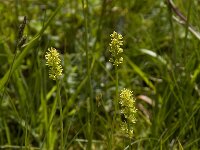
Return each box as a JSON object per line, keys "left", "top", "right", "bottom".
{"left": 109, "top": 64, "right": 119, "bottom": 150}
{"left": 110, "top": 66, "right": 119, "bottom": 149}
{"left": 109, "top": 65, "right": 119, "bottom": 150}
{"left": 114, "top": 65, "right": 119, "bottom": 120}
{"left": 82, "top": 0, "right": 93, "bottom": 149}
{"left": 56, "top": 80, "right": 64, "bottom": 150}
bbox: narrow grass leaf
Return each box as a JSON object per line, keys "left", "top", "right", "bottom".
{"left": 125, "top": 56, "right": 156, "bottom": 92}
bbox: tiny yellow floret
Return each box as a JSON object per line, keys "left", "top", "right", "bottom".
{"left": 45, "top": 47, "right": 63, "bottom": 80}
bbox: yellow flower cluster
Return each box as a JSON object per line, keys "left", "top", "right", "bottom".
{"left": 119, "top": 88, "right": 137, "bottom": 137}
{"left": 45, "top": 47, "right": 63, "bottom": 80}
{"left": 109, "top": 31, "right": 123, "bottom": 66}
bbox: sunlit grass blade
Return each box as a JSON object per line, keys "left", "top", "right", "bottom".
{"left": 140, "top": 48, "right": 168, "bottom": 66}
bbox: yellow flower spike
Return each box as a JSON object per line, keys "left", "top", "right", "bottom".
{"left": 119, "top": 88, "right": 137, "bottom": 137}
{"left": 45, "top": 47, "right": 63, "bottom": 80}
{"left": 109, "top": 31, "right": 124, "bottom": 66}
{"left": 121, "top": 122, "right": 134, "bottom": 137}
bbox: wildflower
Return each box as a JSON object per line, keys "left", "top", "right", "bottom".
{"left": 121, "top": 122, "right": 134, "bottom": 137}
{"left": 119, "top": 88, "right": 137, "bottom": 137}
{"left": 45, "top": 47, "right": 63, "bottom": 80}
{"left": 109, "top": 31, "right": 123, "bottom": 66}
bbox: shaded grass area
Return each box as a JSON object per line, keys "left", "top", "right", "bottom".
{"left": 0, "top": 0, "right": 200, "bottom": 149}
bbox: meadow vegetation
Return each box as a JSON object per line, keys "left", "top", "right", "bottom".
{"left": 0, "top": 0, "right": 200, "bottom": 149}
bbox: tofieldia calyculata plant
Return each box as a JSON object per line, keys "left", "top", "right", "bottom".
{"left": 109, "top": 31, "right": 124, "bottom": 66}
{"left": 45, "top": 47, "right": 63, "bottom": 80}
{"left": 119, "top": 88, "right": 137, "bottom": 137}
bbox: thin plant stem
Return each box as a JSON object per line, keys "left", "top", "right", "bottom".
{"left": 82, "top": 0, "right": 93, "bottom": 149}
{"left": 56, "top": 80, "right": 64, "bottom": 150}
{"left": 110, "top": 65, "right": 119, "bottom": 149}
{"left": 114, "top": 65, "right": 119, "bottom": 120}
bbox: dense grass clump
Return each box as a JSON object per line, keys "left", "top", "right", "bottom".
{"left": 0, "top": 0, "right": 200, "bottom": 149}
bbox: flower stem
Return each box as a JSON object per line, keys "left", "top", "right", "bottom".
{"left": 114, "top": 65, "right": 119, "bottom": 120}
{"left": 56, "top": 80, "right": 63, "bottom": 150}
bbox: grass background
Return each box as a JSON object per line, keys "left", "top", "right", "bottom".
{"left": 0, "top": 0, "right": 200, "bottom": 149}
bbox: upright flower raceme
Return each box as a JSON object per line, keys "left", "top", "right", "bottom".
{"left": 119, "top": 88, "right": 137, "bottom": 137}
{"left": 45, "top": 47, "right": 63, "bottom": 80}
{"left": 109, "top": 31, "right": 123, "bottom": 66}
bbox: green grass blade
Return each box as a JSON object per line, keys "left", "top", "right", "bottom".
{"left": 125, "top": 56, "right": 156, "bottom": 92}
